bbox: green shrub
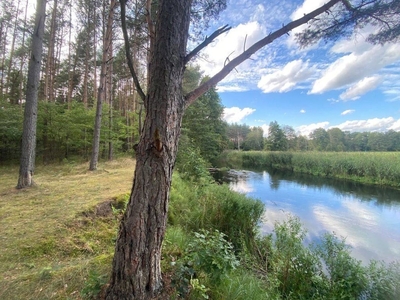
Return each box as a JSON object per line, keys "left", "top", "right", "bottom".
{"left": 171, "top": 229, "right": 239, "bottom": 299}
{"left": 271, "top": 217, "right": 323, "bottom": 299}
{"left": 187, "top": 229, "right": 239, "bottom": 282}
{"left": 314, "top": 233, "right": 368, "bottom": 299}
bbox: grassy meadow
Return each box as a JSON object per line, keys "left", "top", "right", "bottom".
{"left": 0, "top": 158, "right": 135, "bottom": 300}
{"left": 222, "top": 151, "right": 400, "bottom": 188}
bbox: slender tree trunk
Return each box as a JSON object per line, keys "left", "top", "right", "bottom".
{"left": 18, "top": 0, "right": 29, "bottom": 107}
{"left": 17, "top": 0, "right": 46, "bottom": 189}
{"left": 104, "top": 1, "right": 192, "bottom": 298}
{"left": 0, "top": 22, "right": 9, "bottom": 98}
{"left": 106, "top": 2, "right": 114, "bottom": 160}
{"left": 44, "top": 0, "right": 57, "bottom": 102}
{"left": 108, "top": 97, "right": 113, "bottom": 160}
{"left": 83, "top": 37, "right": 89, "bottom": 107}
{"left": 67, "top": 0, "right": 73, "bottom": 108}
{"left": 6, "top": 0, "right": 21, "bottom": 103}
{"left": 93, "top": 4, "right": 98, "bottom": 104}
{"left": 89, "top": 0, "right": 116, "bottom": 171}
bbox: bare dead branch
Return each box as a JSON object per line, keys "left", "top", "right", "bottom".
{"left": 184, "top": 0, "right": 342, "bottom": 107}
{"left": 224, "top": 51, "right": 235, "bottom": 66}
{"left": 184, "top": 24, "right": 231, "bottom": 64}
{"left": 120, "top": 0, "right": 146, "bottom": 101}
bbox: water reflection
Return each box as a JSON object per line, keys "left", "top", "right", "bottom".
{"left": 217, "top": 168, "right": 400, "bottom": 264}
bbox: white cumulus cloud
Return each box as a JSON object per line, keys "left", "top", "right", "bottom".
{"left": 223, "top": 107, "right": 256, "bottom": 123}
{"left": 297, "top": 117, "right": 400, "bottom": 136}
{"left": 296, "top": 121, "right": 330, "bottom": 136}
{"left": 257, "top": 60, "right": 315, "bottom": 93}
{"left": 334, "top": 117, "right": 396, "bottom": 132}
{"left": 341, "top": 110, "right": 355, "bottom": 116}
{"left": 388, "top": 119, "right": 400, "bottom": 131}
{"left": 339, "top": 76, "right": 382, "bottom": 101}
{"left": 311, "top": 43, "right": 400, "bottom": 94}
{"left": 300, "top": 109, "right": 306, "bottom": 113}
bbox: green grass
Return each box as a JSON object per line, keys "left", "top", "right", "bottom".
{"left": 0, "top": 158, "right": 135, "bottom": 300}
{"left": 222, "top": 150, "right": 400, "bottom": 188}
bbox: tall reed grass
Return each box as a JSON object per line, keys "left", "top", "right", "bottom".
{"left": 222, "top": 151, "right": 400, "bottom": 187}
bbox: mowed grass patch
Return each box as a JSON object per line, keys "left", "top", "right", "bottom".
{"left": 0, "top": 158, "right": 135, "bottom": 299}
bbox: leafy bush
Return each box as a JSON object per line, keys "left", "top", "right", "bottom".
{"left": 171, "top": 229, "right": 238, "bottom": 299}
{"left": 271, "top": 217, "right": 323, "bottom": 298}
{"left": 187, "top": 230, "right": 239, "bottom": 282}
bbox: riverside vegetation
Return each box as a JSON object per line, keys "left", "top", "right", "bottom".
{"left": 220, "top": 150, "right": 400, "bottom": 188}
{"left": 1, "top": 155, "right": 400, "bottom": 299}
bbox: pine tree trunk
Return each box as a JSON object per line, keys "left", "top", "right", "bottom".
{"left": 18, "top": 0, "right": 29, "bottom": 107}
{"left": 6, "top": 0, "right": 21, "bottom": 104}
{"left": 0, "top": 19, "right": 9, "bottom": 98}
{"left": 89, "top": 0, "right": 116, "bottom": 171}
{"left": 67, "top": 0, "right": 73, "bottom": 108}
{"left": 104, "top": 0, "right": 192, "bottom": 298}
{"left": 93, "top": 4, "right": 98, "bottom": 104}
{"left": 17, "top": 0, "right": 46, "bottom": 189}
{"left": 44, "top": 0, "right": 57, "bottom": 102}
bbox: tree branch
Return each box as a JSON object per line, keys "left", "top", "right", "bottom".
{"left": 120, "top": 0, "right": 145, "bottom": 101}
{"left": 184, "top": 24, "right": 231, "bottom": 64}
{"left": 184, "top": 0, "right": 342, "bottom": 107}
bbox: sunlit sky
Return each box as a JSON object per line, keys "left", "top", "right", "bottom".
{"left": 194, "top": 0, "right": 400, "bottom": 136}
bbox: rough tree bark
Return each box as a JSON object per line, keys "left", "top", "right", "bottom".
{"left": 17, "top": 0, "right": 46, "bottom": 189}
{"left": 104, "top": 0, "right": 192, "bottom": 298}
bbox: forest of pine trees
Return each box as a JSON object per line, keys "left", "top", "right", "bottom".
{"left": 0, "top": 0, "right": 152, "bottom": 162}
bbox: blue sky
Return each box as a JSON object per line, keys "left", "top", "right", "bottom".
{"left": 194, "top": 0, "right": 400, "bottom": 136}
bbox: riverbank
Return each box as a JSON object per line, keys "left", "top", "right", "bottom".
{"left": 219, "top": 150, "right": 400, "bottom": 188}
{"left": 1, "top": 158, "right": 399, "bottom": 299}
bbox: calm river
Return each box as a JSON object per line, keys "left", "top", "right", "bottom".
{"left": 218, "top": 169, "right": 400, "bottom": 264}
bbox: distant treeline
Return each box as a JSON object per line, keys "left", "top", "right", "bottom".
{"left": 227, "top": 121, "right": 400, "bottom": 152}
